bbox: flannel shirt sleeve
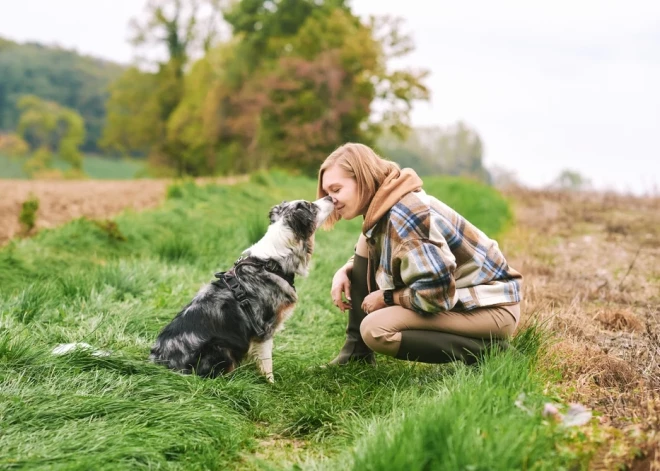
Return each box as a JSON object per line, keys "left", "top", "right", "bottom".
{"left": 395, "top": 238, "right": 458, "bottom": 314}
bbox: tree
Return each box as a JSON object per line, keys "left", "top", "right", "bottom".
{"left": 16, "top": 95, "right": 86, "bottom": 174}
{"left": 488, "top": 165, "right": 520, "bottom": 190}
{"left": 0, "top": 132, "right": 29, "bottom": 157}
{"left": 103, "top": 0, "right": 225, "bottom": 175}
{"left": 256, "top": 8, "right": 380, "bottom": 174}
{"left": 100, "top": 67, "right": 164, "bottom": 156}
{"left": 102, "top": 0, "right": 430, "bottom": 176}
{"left": 366, "top": 15, "right": 430, "bottom": 139}
{"left": 553, "top": 169, "right": 591, "bottom": 191}
{"left": 377, "top": 122, "right": 491, "bottom": 183}
{"left": 222, "top": 0, "right": 430, "bottom": 175}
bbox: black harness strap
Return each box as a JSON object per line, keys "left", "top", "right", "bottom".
{"left": 212, "top": 257, "right": 295, "bottom": 337}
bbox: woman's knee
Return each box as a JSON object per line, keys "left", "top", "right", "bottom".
{"left": 360, "top": 313, "right": 401, "bottom": 356}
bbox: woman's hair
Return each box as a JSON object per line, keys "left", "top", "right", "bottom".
{"left": 317, "top": 142, "right": 400, "bottom": 229}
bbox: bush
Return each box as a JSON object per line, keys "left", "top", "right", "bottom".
{"left": 18, "top": 195, "right": 39, "bottom": 233}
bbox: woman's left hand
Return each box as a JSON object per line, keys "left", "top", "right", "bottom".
{"left": 361, "top": 290, "right": 387, "bottom": 315}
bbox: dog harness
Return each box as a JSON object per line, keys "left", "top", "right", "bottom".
{"left": 212, "top": 257, "right": 295, "bottom": 338}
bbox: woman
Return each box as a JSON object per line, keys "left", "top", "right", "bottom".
{"left": 317, "top": 143, "right": 523, "bottom": 366}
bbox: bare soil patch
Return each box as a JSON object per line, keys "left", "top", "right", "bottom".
{"left": 0, "top": 177, "right": 247, "bottom": 245}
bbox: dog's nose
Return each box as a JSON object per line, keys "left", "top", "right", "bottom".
{"left": 324, "top": 195, "right": 333, "bottom": 202}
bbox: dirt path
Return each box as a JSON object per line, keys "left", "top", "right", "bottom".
{"left": 503, "top": 187, "right": 660, "bottom": 469}
{"left": 0, "top": 177, "right": 247, "bottom": 245}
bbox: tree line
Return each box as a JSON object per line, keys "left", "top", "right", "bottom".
{"left": 0, "top": 0, "right": 493, "bottom": 182}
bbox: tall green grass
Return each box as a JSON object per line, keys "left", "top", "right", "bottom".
{"left": 0, "top": 173, "right": 591, "bottom": 470}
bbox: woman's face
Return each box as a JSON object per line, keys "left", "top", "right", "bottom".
{"left": 321, "top": 165, "right": 364, "bottom": 220}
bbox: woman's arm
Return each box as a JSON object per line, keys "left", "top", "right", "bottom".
{"left": 395, "top": 238, "right": 458, "bottom": 314}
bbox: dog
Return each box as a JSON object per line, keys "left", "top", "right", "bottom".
{"left": 150, "top": 196, "right": 335, "bottom": 382}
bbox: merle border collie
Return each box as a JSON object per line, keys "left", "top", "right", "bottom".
{"left": 150, "top": 196, "right": 335, "bottom": 382}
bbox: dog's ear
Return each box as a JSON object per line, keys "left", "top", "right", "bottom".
{"left": 288, "top": 207, "right": 316, "bottom": 240}
{"left": 269, "top": 203, "right": 283, "bottom": 223}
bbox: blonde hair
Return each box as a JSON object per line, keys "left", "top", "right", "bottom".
{"left": 317, "top": 143, "right": 400, "bottom": 229}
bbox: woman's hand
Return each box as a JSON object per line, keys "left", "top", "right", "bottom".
{"left": 361, "top": 290, "right": 387, "bottom": 315}
{"left": 331, "top": 264, "right": 352, "bottom": 312}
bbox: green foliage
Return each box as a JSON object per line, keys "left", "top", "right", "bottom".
{"left": 16, "top": 95, "right": 86, "bottom": 175}
{"left": 249, "top": 169, "right": 275, "bottom": 187}
{"left": 102, "top": 0, "right": 429, "bottom": 177}
{"left": 0, "top": 132, "right": 29, "bottom": 157}
{"left": 166, "top": 182, "right": 185, "bottom": 199}
{"left": 18, "top": 194, "right": 39, "bottom": 233}
{"left": 0, "top": 37, "right": 124, "bottom": 152}
{"left": 255, "top": 7, "right": 381, "bottom": 175}
{"left": 424, "top": 175, "right": 513, "bottom": 237}
{"left": 101, "top": 0, "right": 225, "bottom": 176}
{"left": 100, "top": 67, "right": 164, "bottom": 156}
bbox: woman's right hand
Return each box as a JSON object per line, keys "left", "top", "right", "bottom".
{"left": 331, "top": 264, "right": 352, "bottom": 312}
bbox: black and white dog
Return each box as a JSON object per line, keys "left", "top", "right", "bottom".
{"left": 150, "top": 196, "right": 335, "bottom": 382}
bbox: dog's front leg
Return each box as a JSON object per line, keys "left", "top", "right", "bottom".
{"left": 254, "top": 338, "right": 274, "bottom": 383}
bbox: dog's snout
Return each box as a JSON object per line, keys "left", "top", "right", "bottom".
{"left": 323, "top": 195, "right": 333, "bottom": 202}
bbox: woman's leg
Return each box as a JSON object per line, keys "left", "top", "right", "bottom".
{"left": 328, "top": 235, "right": 376, "bottom": 365}
{"left": 360, "top": 304, "right": 519, "bottom": 365}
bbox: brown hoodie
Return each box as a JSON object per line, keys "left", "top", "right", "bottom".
{"left": 360, "top": 168, "right": 423, "bottom": 291}
{"left": 362, "top": 168, "right": 423, "bottom": 235}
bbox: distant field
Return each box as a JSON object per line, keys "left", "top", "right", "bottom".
{"left": 0, "top": 154, "right": 146, "bottom": 179}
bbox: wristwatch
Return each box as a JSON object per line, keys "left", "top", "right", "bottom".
{"left": 383, "top": 289, "right": 395, "bottom": 306}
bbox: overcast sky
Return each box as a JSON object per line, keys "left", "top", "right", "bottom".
{"left": 1, "top": 0, "right": 659, "bottom": 194}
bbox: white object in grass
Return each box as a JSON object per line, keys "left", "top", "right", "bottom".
{"left": 52, "top": 342, "right": 110, "bottom": 357}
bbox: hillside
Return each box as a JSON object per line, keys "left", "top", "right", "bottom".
{"left": 0, "top": 36, "right": 125, "bottom": 152}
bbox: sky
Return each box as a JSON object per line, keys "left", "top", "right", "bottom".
{"left": 1, "top": 0, "right": 659, "bottom": 194}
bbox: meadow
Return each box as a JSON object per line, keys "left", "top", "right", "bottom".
{"left": 0, "top": 172, "right": 592, "bottom": 470}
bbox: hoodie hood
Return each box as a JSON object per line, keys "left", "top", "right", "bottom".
{"left": 362, "top": 168, "right": 423, "bottom": 235}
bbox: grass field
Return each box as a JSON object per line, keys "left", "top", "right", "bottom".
{"left": 0, "top": 172, "right": 593, "bottom": 470}
{"left": 0, "top": 153, "right": 145, "bottom": 179}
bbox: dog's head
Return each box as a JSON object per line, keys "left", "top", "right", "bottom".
{"left": 268, "top": 196, "right": 334, "bottom": 237}
{"left": 263, "top": 196, "right": 335, "bottom": 275}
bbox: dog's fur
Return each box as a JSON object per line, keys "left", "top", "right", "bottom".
{"left": 150, "top": 196, "right": 334, "bottom": 382}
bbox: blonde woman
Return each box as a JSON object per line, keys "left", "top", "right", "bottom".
{"left": 318, "top": 143, "right": 523, "bottom": 365}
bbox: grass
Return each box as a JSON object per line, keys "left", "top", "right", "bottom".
{"left": 0, "top": 153, "right": 145, "bottom": 179}
{"left": 0, "top": 172, "right": 592, "bottom": 469}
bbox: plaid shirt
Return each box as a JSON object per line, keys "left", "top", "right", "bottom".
{"left": 366, "top": 189, "right": 523, "bottom": 315}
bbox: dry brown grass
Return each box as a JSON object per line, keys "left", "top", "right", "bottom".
{"left": 503, "top": 187, "right": 660, "bottom": 469}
